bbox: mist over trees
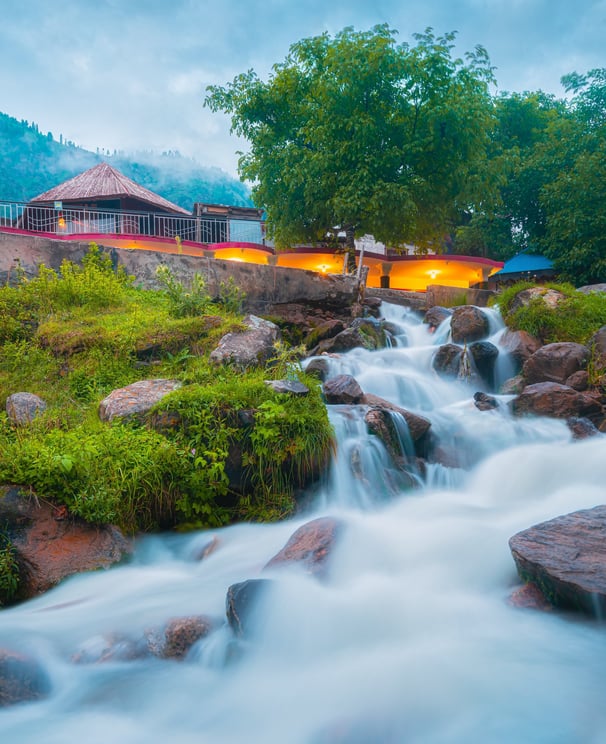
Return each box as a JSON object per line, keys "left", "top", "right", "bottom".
{"left": 206, "top": 25, "right": 606, "bottom": 285}
{"left": 0, "top": 113, "right": 252, "bottom": 210}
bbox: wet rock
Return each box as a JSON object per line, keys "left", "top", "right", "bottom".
{"left": 362, "top": 393, "right": 431, "bottom": 444}
{"left": 362, "top": 296, "right": 382, "bottom": 316}
{"left": 312, "top": 328, "right": 368, "bottom": 355}
{"left": 0, "top": 486, "right": 132, "bottom": 600}
{"left": 522, "top": 342, "right": 589, "bottom": 385}
{"left": 473, "top": 392, "right": 498, "bottom": 411}
{"left": 226, "top": 579, "right": 273, "bottom": 638}
{"left": 432, "top": 343, "right": 463, "bottom": 377}
{"left": 303, "top": 320, "right": 346, "bottom": 349}
{"left": 99, "top": 378, "right": 181, "bottom": 423}
{"left": 509, "top": 505, "right": 606, "bottom": 616}
{"left": 209, "top": 315, "right": 281, "bottom": 369}
{"left": 450, "top": 305, "right": 490, "bottom": 344}
{"left": 567, "top": 417, "right": 600, "bottom": 440}
{"left": 0, "top": 650, "right": 51, "bottom": 707}
{"left": 323, "top": 375, "right": 364, "bottom": 404}
{"left": 313, "top": 320, "right": 386, "bottom": 355}
{"left": 190, "top": 535, "right": 220, "bottom": 561}
{"left": 508, "top": 583, "right": 553, "bottom": 612}
{"left": 145, "top": 615, "right": 215, "bottom": 660}
{"left": 305, "top": 358, "right": 331, "bottom": 381}
{"left": 72, "top": 633, "right": 149, "bottom": 664}
{"left": 264, "top": 517, "right": 342, "bottom": 578}
{"left": 499, "top": 375, "right": 526, "bottom": 395}
{"left": 5, "top": 393, "right": 47, "bottom": 425}
{"left": 511, "top": 382, "right": 602, "bottom": 420}
{"left": 500, "top": 329, "right": 542, "bottom": 372}
{"left": 264, "top": 379, "right": 309, "bottom": 396}
{"left": 424, "top": 305, "right": 452, "bottom": 331}
{"left": 469, "top": 341, "right": 499, "bottom": 389}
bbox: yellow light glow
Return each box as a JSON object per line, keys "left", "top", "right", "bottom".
{"left": 58, "top": 217, "right": 66, "bottom": 228}
{"left": 427, "top": 269, "right": 440, "bottom": 280}
{"left": 318, "top": 264, "right": 329, "bottom": 273}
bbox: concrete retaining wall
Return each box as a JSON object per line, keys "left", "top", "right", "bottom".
{"left": 0, "top": 232, "right": 361, "bottom": 313}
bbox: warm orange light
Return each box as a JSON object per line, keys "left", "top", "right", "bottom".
{"left": 427, "top": 269, "right": 440, "bottom": 280}
{"left": 58, "top": 217, "right": 66, "bottom": 228}
{"left": 318, "top": 264, "right": 329, "bottom": 273}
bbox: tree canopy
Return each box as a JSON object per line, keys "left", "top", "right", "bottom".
{"left": 205, "top": 25, "right": 496, "bottom": 256}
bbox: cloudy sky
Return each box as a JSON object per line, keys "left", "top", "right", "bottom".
{"left": 1, "top": 0, "right": 604, "bottom": 177}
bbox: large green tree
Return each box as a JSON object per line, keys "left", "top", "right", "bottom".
{"left": 538, "top": 70, "right": 606, "bottom": 285}
{"left": 205, "top": 25, "right": 496, "bottom": 262}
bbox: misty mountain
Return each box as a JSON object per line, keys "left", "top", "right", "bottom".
{"left": 0, "top": 112, "right": 252, "bottom": 210}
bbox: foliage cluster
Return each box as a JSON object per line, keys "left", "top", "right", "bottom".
{"left": 0, "top": 247, "right": 333, "bottom": 532}
{"left": 206, "top": 25, "right": 495, "bottom": 257}
{"left": 496, "top": 282, "right": 606, "bottom": 345}
{"left": 206, "top": 24, "right": 605, "bottom": 285}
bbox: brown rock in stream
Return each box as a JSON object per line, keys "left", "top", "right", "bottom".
{"left": 0, "top": 650, "right": 51, "bottom": 707}
{"left": 509, "top": 505, "right": 606, "bottom": 616}
{"left": 0, "top": 486, "right": 131, "bottom": 601}
{"left": 264, "top": 517, "right": 343, "bottom": 578}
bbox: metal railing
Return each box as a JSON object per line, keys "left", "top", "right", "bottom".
{"left": 0, "top": 201, "right": 264, "bottom": 245}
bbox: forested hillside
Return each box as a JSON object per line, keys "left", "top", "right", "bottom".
{"left": 0, "top": 112, "right": 252, "bottom": 210}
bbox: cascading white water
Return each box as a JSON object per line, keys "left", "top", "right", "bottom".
{"left": 2, "top": 303, "right": 606, "bottom": 744}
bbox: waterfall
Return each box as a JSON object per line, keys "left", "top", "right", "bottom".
{"left": 2, "top": 303, "right": 606, "bottom": 744}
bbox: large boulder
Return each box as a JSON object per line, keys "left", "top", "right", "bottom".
{"left": 323, "top": 375, "right": 364, "bottom": 404}
{"left": 511, "top": 382, "right": 602, "bottom": 420}
{"left": 499, "top": 329, "right": 542, "bottom": 371}
{"left": 263, "top": 517, "right": 342, "bottom": 579}
{"left": 0, "top": 486, "right": 131, "bottom": 601}
{"left": 522, "top": 342, "right": 590, "bottom": 385}
{"left": 509, "top": 505, "right": 606, "bottom": 616}
{"left": 0, "top": 650, "right": 51, "bottom": 707}
{"left": 5, "top": 393, "right": 47, "bottom": 425}
{"left": 432, "top": 343, "right": 464, "bottom": 377}
{"left": 209, "top": 315, "right": 281, "bottom": 369}
{"left": 99, "top": 379, "right": 181, "bottom": 423}
{"left": 450, "top": 306, "right": 490, "bottom": 344}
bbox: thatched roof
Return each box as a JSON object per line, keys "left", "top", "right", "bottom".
{"left": 29, "top": 163, "right": 189, "bottom": 215}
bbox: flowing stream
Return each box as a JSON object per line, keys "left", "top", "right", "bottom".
{"left": 2, "top": 303, "right": 606, "bottom": 743}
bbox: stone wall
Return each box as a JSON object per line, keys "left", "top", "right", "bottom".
{"left": 0, "top": 232, "right": 361, "bottom": 313}
{"left": 425, "top": 284, "right": 497, "bottom": 308}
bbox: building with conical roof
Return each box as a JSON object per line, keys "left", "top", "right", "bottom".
{"left": 29, "top": 162, "right": 189, "bottom": 215}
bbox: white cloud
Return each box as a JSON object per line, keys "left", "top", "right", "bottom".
{"left": 0, "top": 0, "right": 604, "bottom": 177}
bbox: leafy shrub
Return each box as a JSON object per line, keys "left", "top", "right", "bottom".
{"left": 495, "top": 282, "right": 606, "bottom": 344}
{"left": 0, "top": 424, "right": 187, "bottom": 532}
{"left": 23, "top": 243, "right": 133, "bottom": 313}
{"left": 155, "top": 265, "right": 212, "bottom": 317}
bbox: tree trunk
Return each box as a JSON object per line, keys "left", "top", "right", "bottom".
{"left": 345, "top": 225, "right": 356, "bottom": 273}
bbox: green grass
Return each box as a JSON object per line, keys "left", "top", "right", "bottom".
{"left": 0, "top": 245, "right": 334, "bottom": 532}
{"left": 494, "top": 282, "right": 606, "bottom": 345}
